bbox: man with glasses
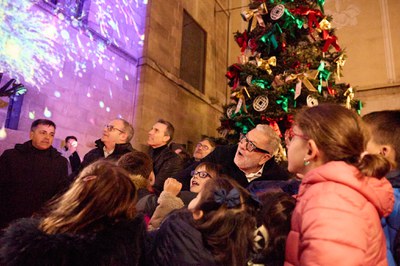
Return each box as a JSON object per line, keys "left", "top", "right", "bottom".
{"left": 79, "top": 118, "right": 135, "bottom": 171}
{"left": 177, "top": 124, "right": 289, "bottom": 188}
{"left": 193, "top": 137, "right": 216, "bottom": 162}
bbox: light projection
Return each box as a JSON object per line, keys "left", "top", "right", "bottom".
{"left": 0, "top": 0, "right": 147, "bottom": 123}
{"left": 0, "top": 124, "right": 6, "bottom": 140}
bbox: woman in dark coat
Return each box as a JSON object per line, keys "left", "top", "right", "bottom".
{"left": 0, "top": 161, "right": 147, "bottom": 266}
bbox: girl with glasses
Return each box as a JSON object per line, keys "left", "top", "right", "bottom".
{"left": 149, "top": 177, "right": 258, "bottom": 266}
{"left": 147, "top": 162, "right": 221, "bottom": 230}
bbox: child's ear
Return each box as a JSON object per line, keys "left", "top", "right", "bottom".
{"left": 192, "top": 210, "right": 204, "bottom": 220}
{"left": 304, "top": 139, "right": 319, "bottom": 161}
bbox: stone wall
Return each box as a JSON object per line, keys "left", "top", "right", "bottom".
{"left": 132, "top": 0, "right": 230, "bottom": 152}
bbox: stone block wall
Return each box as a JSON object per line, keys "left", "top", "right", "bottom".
{"left": 133, "top": 0, "right": 230, "bottom": 153}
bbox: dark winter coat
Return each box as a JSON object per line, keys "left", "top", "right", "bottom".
{"left": 150, "top": 145, "right": 183, "bottom": 193}
{"left": 176, "top": 144, "right": 290, "bottom": 190}
{"left": 0, "top": 215, "right": 147, "bottom": 266}
{"left": 149, "top": 210, "right": 216, "bottom": 266}
{"left": 0, "top": 141, "right": 69, "bottom": 229}
{"left": 80, "top": 139, "right": 135, "bottom": 169}
{"left": 383, "top": 169, "right": 400, "bottom": 266}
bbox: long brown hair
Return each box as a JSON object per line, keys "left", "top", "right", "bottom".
{"left": 254, "top": 191, "right": 296, "bottom": 265}
{"left": 295, "top": 104, "right": 391, "bottom": 178}
{"left": 192, "top": 177, "right": 257, "bottom": 266}
{"left": 40, "top": 161, "right": 137, "bottom": 234}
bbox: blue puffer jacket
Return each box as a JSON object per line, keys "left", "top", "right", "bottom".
{"left": 382, "top": 170, "right": 400, "bottom": 266}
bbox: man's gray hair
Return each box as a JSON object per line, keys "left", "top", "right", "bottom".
{"left": 118, "top": 119, "right": 134, "bottom": 143}
{"left": 255, "top": 124, "right": 281, "bottom": 155}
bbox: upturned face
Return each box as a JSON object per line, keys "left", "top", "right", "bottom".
{"left": 233, "top": 128, "right": 271, "bottom": 174}
{"left": 147, "top": 122, "right": 170, "bottom": 148}
{"left": 101, "top": 120, "right": 127, "bottom": 147}
{"left": 193, "top": 140, "right": 214, "bottom": 161}
{"left": 30, "top": 124, "right": 55, "bottom": 150}
{"left": 190, "top": 165, "right": 213, "bottom": 194}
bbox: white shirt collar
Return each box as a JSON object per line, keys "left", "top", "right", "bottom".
{"left": 245, "top": 163, "right": 265, "bottom": 183}
{"left": 103, "top": 146, "right": 115, "bottom": 158}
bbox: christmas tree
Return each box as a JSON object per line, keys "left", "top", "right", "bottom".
{"left": 218, "top": 0, "right": 362, "bottom": 144}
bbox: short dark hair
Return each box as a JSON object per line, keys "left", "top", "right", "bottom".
{"left": 200, "top": 137, "right": 216, "bottom": 149}
{"left": 31, "top": 119, "right": 56, "bottom": 131}
{"left": 157, "top": 119, "right": 174, "bottom": 143}
{"left": 65, "top": 136, "right": 78, "bottom": 143}
{"left": 363, "top": 110, "right": 400, "bottom": 168}
{"left": 117, "top": 151, "right": 153, "bottom": 179}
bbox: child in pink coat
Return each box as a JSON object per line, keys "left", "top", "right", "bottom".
{"left": 284, "top": 104, "right": 394, "bottom": 266}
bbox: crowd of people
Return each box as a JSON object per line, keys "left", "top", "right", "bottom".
{"left": 0, "top": 104, "right": 399, "bottom": 265}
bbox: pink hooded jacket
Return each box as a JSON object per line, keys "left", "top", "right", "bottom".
{"left": 285, "top": 161, "right": 394, "bottom": 266}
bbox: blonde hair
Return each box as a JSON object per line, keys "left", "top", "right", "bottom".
{"left": 40, "top": 161, "right": 137, "bottom": 234}
{"left": 295, "top": 104, "right": 391, "bottom": 178}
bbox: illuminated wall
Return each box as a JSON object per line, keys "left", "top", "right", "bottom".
{"left": 0, "top": 0, "right": 148, "bottom": 153}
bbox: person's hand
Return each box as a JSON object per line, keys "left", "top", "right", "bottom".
{"left": 163, "top": 178, "right": 182, "bottom": 196}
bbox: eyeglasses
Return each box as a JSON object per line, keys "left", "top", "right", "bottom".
{"left": 239, "top": 133, "right": 270, "bottom": 154}
{"left": 196, "top": 143, "right": 210, "bottom": 150}
{"left": 104, "top": 124, "right": 125, "bottom": 133}
{"left": 285, "top": 128, "right": 309, "bottom": 146}
{"left": 191, "top": 170, "right": 212, "bottom": 179}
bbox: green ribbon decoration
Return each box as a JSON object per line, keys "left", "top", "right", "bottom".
{"left": 235, "top": 121, "right": 249, "bottom": 134}
{"left": 317, "top": 62, "right": 331, "bottom": 93}
{"left": 252, "top": 79, "right": 271, "bottom": 89}
{"left": 247, "top": 118, "right": 255, "bottom": 128}
{"left": 276, "top": 95, "right": 289, "bottom": 112}
{"left": 289, "top": 88, "right": 297, "bottom": 108}
{"left": 283, "top": 9, "right": 304, "bottom": 31}
{"left": 235, "top": 118, "right": 255, "bottom": 134}
{"left": 357, "top": 100, "right": 363, "bottom": 115}
{"left": 260, "top": 24, "right": 282, "bottom": 51}
{"left": 317, "top": 0, "right": 325, "bottom": 14}
{"left": 260, "top": 31, "right": 278, "bottom": 50}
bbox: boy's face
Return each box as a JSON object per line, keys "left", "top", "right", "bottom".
{"left": 366, "top": 136, "right": 396, "bottom": 169}
{"left": 366, "top": 137, "right": 381, "bottom": 155}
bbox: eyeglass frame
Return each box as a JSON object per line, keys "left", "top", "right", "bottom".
{"left": 285, "top": 127, "right": 309, "bottom": 146}
{"left": 190, "top": 170, "right": 212, "bottom": 179}
{"left": 239, "top": 133, "right": 270, "bottom": 154}
{"left": 196, "top": 143, "right": 210, "bottom": 150}
{"left": 104, "top": 124, "right": 125, "bottom": 134}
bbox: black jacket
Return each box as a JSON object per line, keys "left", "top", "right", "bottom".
{"left": 150, "top": 145, "right": 183, "bottom": 193}
{"left": 0, "top": 215, "right": 147, "bottom": 266}
{"left": 0, "top": 141, "right": 68, "bottom": 229}
{"left": 149, "top": 210, "right": 216, "bottom": 266}
{"left": 176, "top": 144, "right": 290, "bottom": 189}
{"left": 80, "top": 139, "right": 135, "bottom": 169}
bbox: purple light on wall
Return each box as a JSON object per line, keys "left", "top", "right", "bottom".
{"left": 0, "top": 0, "right": 148, "bottom": 89}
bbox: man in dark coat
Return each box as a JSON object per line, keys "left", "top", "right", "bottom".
{"left": 0, "top": 119, "right": 68, "bottom": 229}
{"left": 61, "top": 135, "right": 81, "bottom": 174}
{"left": 176, "top": 124, "right": 290, "bottom": 189}
{"left": 147, "top": 119, "right": 183, "bottom": 193}
{"left": 79, "top": 118, "right": 135, "bottom": 171}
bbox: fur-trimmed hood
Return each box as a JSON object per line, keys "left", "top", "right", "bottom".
{"left": 0, "top": 215, "right": 147, "bottom": 266}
